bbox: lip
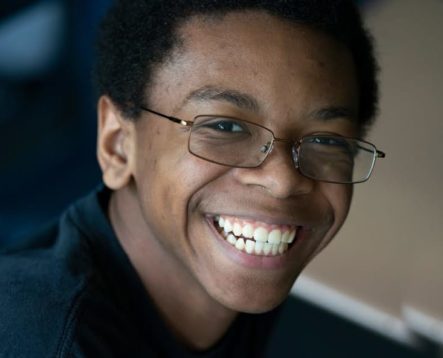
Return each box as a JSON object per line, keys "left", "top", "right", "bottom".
{"left": 206, "top": 209, "right": 308, "bottom": 227}
{"left": 205, "top": 215, "right": 307, "bottom": 270}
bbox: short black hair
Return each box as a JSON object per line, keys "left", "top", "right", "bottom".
{"left": 95, "top": 0, "right": 378, "bottom": 133}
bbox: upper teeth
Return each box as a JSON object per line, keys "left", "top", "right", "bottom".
{"left": 217, "top": 216, "right": 296, "bottom": 245}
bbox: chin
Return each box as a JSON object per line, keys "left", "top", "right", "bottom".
{"left": 228, "top": 291, "right": 290, "bottom": 314}
{"left": 212, "top": 273, "right": 299, "bottom": 314}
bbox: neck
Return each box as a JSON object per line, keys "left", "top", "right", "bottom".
{"left": 108, "top": 186, "right": 238, "bottom": 350}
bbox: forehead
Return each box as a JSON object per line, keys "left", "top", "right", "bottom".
{"left": 149, "top": 10, "right": 358, "bottom": 130}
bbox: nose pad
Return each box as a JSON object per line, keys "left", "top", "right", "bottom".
{"left": 291, "top": 145, "right": 300, "bottom": 169}
{"left": 259, "top": 141, "right": 273, "bottom": 154}
{"left": 235, "top": 138, "right": 314, "bottom": 198}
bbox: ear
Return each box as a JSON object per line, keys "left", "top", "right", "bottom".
{"left": 97, "top": 96, "right": 134, "bottom": 190}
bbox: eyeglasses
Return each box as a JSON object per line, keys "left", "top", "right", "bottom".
{"left": 140, "top": 107, "right": 385, "bottom": 184}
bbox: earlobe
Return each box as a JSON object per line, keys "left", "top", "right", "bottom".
{"left": 97, "top": 96, "right": 134, "bottom": 190}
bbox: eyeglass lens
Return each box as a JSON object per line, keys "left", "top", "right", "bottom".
{"left": 189, "top": 116, "right": 271, "bottom": 167}
{"left": 298, "top": 136, "right": 376, "bottom": 183}
{"left": 188, "top": 116, "right": 377, "bottom": 184}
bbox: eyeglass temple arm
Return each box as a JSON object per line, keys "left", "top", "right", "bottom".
{"left": 356, "top": 143, "right": 386, "bottom": 159}
{"left": 140, "top": 106, "right": 193, "bottom": 127}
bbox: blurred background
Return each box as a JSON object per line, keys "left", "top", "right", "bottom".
{"left": 0, "top": 0, "right": 109, "bottom": 240}
{"left": 0, "top": 0, "right": 441, "bottom": 356}
{"left": 297, "top": 0, "right": 443, "bottom": 356}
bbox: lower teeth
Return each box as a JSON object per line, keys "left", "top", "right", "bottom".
{"left": 221, "top": 229, "right": 289, "bottom": 256}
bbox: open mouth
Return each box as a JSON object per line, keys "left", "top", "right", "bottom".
{"left": 213, "top": 215, "right": 299, "bottom": 257}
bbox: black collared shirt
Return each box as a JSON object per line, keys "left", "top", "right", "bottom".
{"left": 0, "top": 187, "right": 280, "bottom": 357}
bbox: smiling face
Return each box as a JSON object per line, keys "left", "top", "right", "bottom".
{"left": 103, "top": 10, "right": 359, "bottom": 314}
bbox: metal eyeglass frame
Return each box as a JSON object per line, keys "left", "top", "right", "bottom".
{"left": 140, "top": 106, "right": 386, "bottom": 183}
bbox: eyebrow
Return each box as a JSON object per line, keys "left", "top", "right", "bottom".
{"left": 309, "top": 106, "right": 357, "bottom": 122}
{"left": 182, "top": 85, "right": 261, "bottom": 113}
{"left": 182, "top": 85, "right": 356, "bottom": 122}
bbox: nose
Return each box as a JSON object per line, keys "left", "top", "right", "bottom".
{"left": 233, "top": 142, "right": 315, "bottom": 199}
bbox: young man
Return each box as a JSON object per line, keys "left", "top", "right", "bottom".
{"left": 0, "top": 0, "right": 384, "bottom": 356}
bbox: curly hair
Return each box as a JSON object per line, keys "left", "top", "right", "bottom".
{"left": 94, "top": 0, "right": 378, "bottom": 132}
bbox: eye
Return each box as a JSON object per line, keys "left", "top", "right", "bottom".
{"left": 310, "top": 136, "right": 347, "bottom": 147}
{"left": 307, "top": 135, "right": 354, "bottom": 152}
{"left": 204, "top": 119, "right": 248, "bottom": 133}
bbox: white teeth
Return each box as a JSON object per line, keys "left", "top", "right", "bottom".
{"left": 235, "top": 238, "right": 245, "bottom": 251}
{"left": 288, "top": 230, "right": 296, "bottom": 243}
{"left": 224, "top": 219, "right": 233, "bottom": 233}
{"left": 217, "top": 216, "right": 296, "bottom": 256}
{"left": 245, "top": 240, "right": 255, "bottom": 254}
{"left": 271, "top": 244, "right": 279, "bottom": 256}
{"left": 268, "top": 229, "right": 282, "bottom": 244}
{"left": 279, "top": 243, "right": 288, "bottom": 254}
{"left": 227, "top": 234, "right": 237, "bottom": 245}
{"left": 254, "top": 241, "right": 264, "bottom": 254}
{"left": 253, "top": 227, "right": 268, "bottom": 242}
{"left": 242, "top": 224, "right": 254, "bottom": 239}
{"left": 233, "top": 222, "right": 242, "bottom": 236}
{"left": 263, "top": 243, "right": 272, "bottom": 255}
{"left": 281, "top": 231, "right": 290, "bottom": 243}
{"left": 225, "top": 237, "right": 289, "bottom": 256}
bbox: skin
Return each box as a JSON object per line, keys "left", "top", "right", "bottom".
{"left": 97, "top": 11, "right": 359, "bottom": 350}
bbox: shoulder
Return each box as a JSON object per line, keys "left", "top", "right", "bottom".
{"left": 60, "top": 283, "right": 158, "bottom": 357}
{"left": 0, "top": 209, "right": 94, "bottom": 357}
{"left": 0, "top": 188, "right": 153, "bottom": 357}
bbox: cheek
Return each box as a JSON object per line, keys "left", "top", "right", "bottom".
{"left": 135, "top": 131, "right": 227, "bottom": 226}
{"left": 306, "top": 183, "right": 352, "bottom": 260}
{"left": 323, "top": 183, "right": 353, "bottom": 231}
